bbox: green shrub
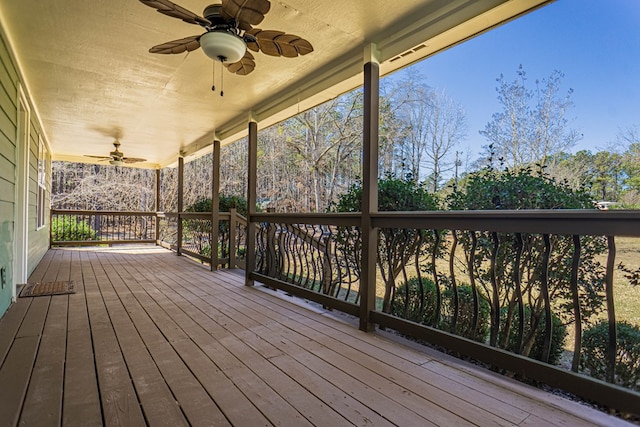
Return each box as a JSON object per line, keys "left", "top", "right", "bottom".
{"left": 580, "top": 321, "right": 640, "bottom": 390}
{"left": 499, "top": 305, "right": 567, "bottom": 365}
{"left": 390, "top": 277, "right": 437, "bottom": 325}
{"left": 51, "top": 216, "right": 97, "bottom": 241}
{"left": 441, "top": 285, "right": 490, "bottom": 342}
{"left": 449, "top": 165, "right": 604, "bottom": 359}
{"left": 186, "top": 194, "right": 248, "bottom": 215}
{"left": 390, "top": 278, "right": 490, "bottom": 342}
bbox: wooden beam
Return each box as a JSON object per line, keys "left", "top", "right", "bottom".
{"left": 177, "top": 157, "right": 184, "bottom": 256}
{"left": 211, "top": 140, "right": 221, "bottom": 271}
{"left": 245, "top": 119, "right": 258, "bottom": 286}
{"left": 360, "top": 47, "right": 380, "bottom": 332}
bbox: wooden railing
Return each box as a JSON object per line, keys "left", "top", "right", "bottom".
{"left": 248, "top": 210, "right": 640, "bottom": 416}
{"left": 158, "top": 209, "right": 247, "bottom": 269}
{"left": 50, "top": 209, "right": 157, "bottom": 246}
{"left": 50, "top": 209, "right": 248, "bottom": 271}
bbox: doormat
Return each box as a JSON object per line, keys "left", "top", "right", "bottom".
{"left": 19, "top": 281, "right": 76, "bottom": 297}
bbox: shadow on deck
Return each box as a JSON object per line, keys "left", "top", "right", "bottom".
{"left": 0, "top": 246, "right": 631, "bottom": 426}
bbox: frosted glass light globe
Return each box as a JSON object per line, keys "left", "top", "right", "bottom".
{"left": 200, "top": 31, "right": 246, "bottom": 63}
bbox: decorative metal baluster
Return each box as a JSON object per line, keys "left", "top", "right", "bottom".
{"left": 256, "top": 223, "right": 266, "bottom": 273}
{"left": 275, "top": 224, "right": 285, "bottom": 280}
{"left": 331, "top": 226, "right": 346, "bottom": 299}
{"left": 514, "top": 233, "right": 525, "bottom": 354}
{"left": 294, "top": 225, "right": 305, "bottom": 286}
{"left": 540, "top": 234, "right": 553, "bottom": 364}
{"left": 353, "top": 227, "right": 362, "bottom": 305}
{"left": 283, "top": 224, "right": 294, "bottom": 282}
{"left": 489, "top": 232, "right": 500, "bottom": 347}
{"left": 432, "top": 229, "right": 441, "bottom": 328}
{"left": 415, "top": 230, "right": 425, "bottom": 321}
{"left": 309, "top": 225, "right": 320, "bottom": 292}
{"left": 343, "top": 227, "right": 357, "bottom": 302}
{"left": 468, "top": 231, "right": 480, "bottom": 338}
{"left": 605, "top": 235, "right": 617, "bottom": 383}
{"left": 449, "top": 230, "right": 459, "bottom": 332}
{"left": 321, "top": 226, "right": 334, "bottom": 296}
{"left": 400, "top": 229, "right": 411, "bottom": 319}
{"left": 302, "top": 224, "right": 313, "bottom": 289}
{"left": 570, "top": 234, "right": 582, "bottom": 372}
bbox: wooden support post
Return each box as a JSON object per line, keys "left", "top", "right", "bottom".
{"left": 360, "top": 45, "right": 380, "bottom": 332}
{"left": 211, "top": 140, "right": 221, "bottom": 271}
{"left": 177, "top": 156, "right": 184, "bottom": 256}
{"left": 245, "top": 118, "right": 258, "bottom": 286}
{"left": 155, "top": 168, "right": 161, "bottom": 244}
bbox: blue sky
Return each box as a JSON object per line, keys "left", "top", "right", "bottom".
{"left": 395, "top": 0, "right": 640, "bottom": 159}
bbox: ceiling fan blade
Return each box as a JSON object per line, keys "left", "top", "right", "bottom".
{"left": 225, "top": 51, "right": 256, "bottom": 75}
{"left": 122, "top": 157, "right": 148, "bottom": 164}
{"left": 139, "top": 0, "right": 210, "bottom": 27}
{"left": 84, "top": 155, "right": 111, "bottom": 161}
{"left": 221, "top": 0, "right": 271, "bottom": 31}
{"left": 245, "top": 29, "right": 313, "bottom": 57}
{"left": 149, "top": 35, "right": 201, "bottom": 54}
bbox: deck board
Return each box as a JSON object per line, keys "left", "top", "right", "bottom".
{"left": 91, "top": 251, "right": 189, "bottom": 427}
{"left": 0, "top": 246, "right": 633, "bottom": 427}
{"left": 19, "top": 295, "right": 67, "bottom": 427}
{"left": 0, "top": 296, "right": 50, "bottom": 426}
{"left": 63, "top": 251, "right": 104, "bottom": 427}
{"left": 0, "top": 298, "right": 31, "bottom": 366}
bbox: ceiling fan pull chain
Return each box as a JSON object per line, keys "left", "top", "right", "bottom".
{"left": 220, "top": 61, "right": 224, "bottom": 97}
{"left": 211, "top": 60, "right": 216, "bottom": 92}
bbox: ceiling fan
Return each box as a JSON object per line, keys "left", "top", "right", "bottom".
{"left": 85, "top": 140, "right": 147, "bottom": 166}
{"left": 138, "top": 0, "right": 313, "bottom": 75}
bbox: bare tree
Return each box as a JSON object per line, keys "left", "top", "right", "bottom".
{"left": 480, "top": 65, "right": 580, "bottom": 169}
{"left": 52, "top": 162, "right": 156, "bottom": 211}
{"left": 422, "top": 89, "right": 467, "bottom": 191}
{"left": 385, "top": 70, "right": 467, "bottom": 190}
{"left": 279, "top": 94, "right": 363, "bottom": 212}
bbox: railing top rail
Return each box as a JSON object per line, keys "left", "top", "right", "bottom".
{"left": 234, "top": 212, "right": 248, "bottom": 225}
{"left": 372, "top": 209, "right": 639, "bottom": 218}
{"left": 177, "top": 212, "right": 232, "bottom": 219}
{"left": 372, "top": 209, "right": 640, "bottom": 237}
{"left": 250, "top": 212, "right": 361, "bottom": 226}
{"left": 246, "top": 209, "right": 640, "bottom": 236}
{"left": 162, "top": 211, "right": 238, "bottom": 219}
{"left": 51, "top": 209, "right": 157, "bottom": 216}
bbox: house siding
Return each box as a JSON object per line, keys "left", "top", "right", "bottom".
{"left": 0, "top": 27, "right": 50, "bottom": 317}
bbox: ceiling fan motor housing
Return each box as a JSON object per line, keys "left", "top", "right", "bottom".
{"left": 203, "top": 4, "right": 226, "bottom": 25}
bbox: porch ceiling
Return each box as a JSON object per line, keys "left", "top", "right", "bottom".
{"left": 0, "top": 0, "right": 550, "bottom": 168}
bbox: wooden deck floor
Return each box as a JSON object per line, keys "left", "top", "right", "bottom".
{"left": 0, "top": 246, "right": 631, "bottom": 426}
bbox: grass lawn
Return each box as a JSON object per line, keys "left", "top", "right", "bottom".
{"left": 610, "top": 236, "right": 640, "bottom": 326}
